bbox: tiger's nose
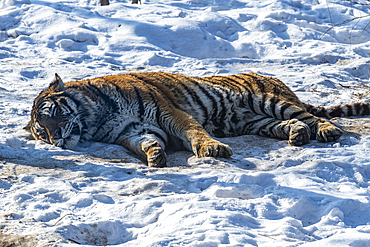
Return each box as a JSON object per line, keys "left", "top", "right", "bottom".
{"left": 52, "top": 127, "right": 62, "bottom": 140}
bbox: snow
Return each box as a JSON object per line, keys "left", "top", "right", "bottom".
{"left": 1, "top": 0, "right": 370, "bottom": 246}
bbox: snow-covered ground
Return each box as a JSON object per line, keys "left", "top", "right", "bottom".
{"left": 1, "top": 0, "right": 370, "bottom": 246}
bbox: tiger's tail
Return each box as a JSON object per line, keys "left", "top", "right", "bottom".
{"left": 303, "top": 102, "right": 370, "bottom": 119}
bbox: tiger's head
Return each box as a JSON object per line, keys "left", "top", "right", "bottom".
{"left": 24, "top": 74, "right": 83, "bottom": 149}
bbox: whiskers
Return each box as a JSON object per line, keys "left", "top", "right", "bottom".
{"left": 63, "top": 114, "right": 81, "bottom": 138}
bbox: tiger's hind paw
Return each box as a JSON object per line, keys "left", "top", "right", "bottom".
{"left": 289, "top": 122, "right": 310, "bottom": 146}
{"left": 193, "top": 140, "right": 233, "bottom": 158}
{"left": 142, "top": 140, "right": 167, "bottom": 168}
{"left": 316, "top": 122, "right": 343, "bottom": 142}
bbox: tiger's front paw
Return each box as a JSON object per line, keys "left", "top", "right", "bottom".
{"left": 316, "top": 122, "right": 343, "bottom": 142}
{"left": 193, "top": 139, "right": 233, "bottom": 158}
{"left": 289, "top": 121, "right": 310, "bottom": 146}
{"left": 142, "top": 140, "right": 167, "bottom": 168}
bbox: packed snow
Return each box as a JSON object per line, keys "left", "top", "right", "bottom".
{"left": 1, "top": 0, "right": 370, "bottom": 246}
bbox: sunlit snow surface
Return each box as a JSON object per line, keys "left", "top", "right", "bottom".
{"left": 1, "top": 0, "right": 370, "bottom": 246}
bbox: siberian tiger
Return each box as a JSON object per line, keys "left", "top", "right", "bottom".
{"left": 25, "top": 72, "right": 370, "bottom": 167}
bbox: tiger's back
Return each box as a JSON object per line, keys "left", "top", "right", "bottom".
{"left": 102, "top": 72, "right": 307, "bottom": 137}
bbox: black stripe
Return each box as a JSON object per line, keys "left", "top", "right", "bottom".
{"left": 164, "top": 80, "right": 193, "bottom": 109}
{"left": 229, "top": 77, "right": 258, "bottom": 114}
{"left": 130, "top": 73, "right": 178, "bottom": 107}
{"left": 41, "top": 98, "right": 56, "bottom": 117}
{"left": 212, "top": 89, "right": 227, "bottom": 135}
{"left": 244, "top": 73, "right": 265, "bottom": 92}
{"left": 231, "top": 113, "right": 238, "bottom": 124}
{"left": 347, "top": 105, "right": 353, "bottom": 116}
{"left": 113, "top": 122, "right": 140, "bottom": 143}
{"left": 52, "top": 105, "right": 57, "bottom": 117}
{"left": 39, "top": 101, "right": 53, "bottom": 116}
{"left": 242, "top": 116, "right": 269, "bottom": 134}
{"left": 70, "top": 125, "right": 81, "bottom": 135}
{"left": 317, "top": 129, "right": 325, "bottom": 141}
{"left": 132, "top": 86, "right": 145, "bottom": 121}
{"left": 197, "top": 83, "right": 219, "bottom": 122}
{"left": 297, "top": 115, "right": 315, "bottom": 122}
{"left": 329, "top": 106, "right": 344, "bottom": 118}
{"left": 211, "top": 77, "right": 241, "bottom": 92}
{"left": 64, "top": 86, "right": 87, "bottom": 110}
{"left": 260, "top": 94, "right": 268, "bottom": 115}
{"left": 266, "top": 120, "right": 283, "bottom": 136}
{"left": 289, "top": 110, "right": 306, "bottom": 119}
{"left": 110, "top": 82, "right": 131, "bottom": 106}
{"left": 87, "top": 81, "right": 118, "bottom": 112}
{"left": 270, "top": 96, "right": 279, "bottom": 119}
{"left": 225, "top": 92, "right": 236, "bottom": 135}
{"left": 146, "top": 90, "right": 163, "bottom": 129}
{"left": 229, "top": 76, "right": 258, "bottom": 114}
{"left": 228, "top": 76, "right": 258, "bottom": 115}
{"left": 279, "top": 102, "right": 291, "bottom": 119}
{"left": 92, "top": 115, "right": 115, "bottom": 139}
{"left": 304, "top": 104, "right": 314, "bottom": 112}
{"left": 354, "top": 103, "right": 362, "bottom": 115}
{"left": 59, "top": 98, "right": 74, "bottom": 114}
{"left": 247, "top": 91, "right": 257, "bottom": 114}
{"left": 34, "top": 94, "right": 48, "bottom": 111}
{"left": 257, "top": 119, "right": 276, "bottom": 136}
{"left": 181, "top": 83, "right": 209, "bottom": 123}
{"left": 231, "top": 75, "right": 255, "bottom": 92}
{"left": 309, "top": 107, "right": 319, "bottom": 116}
{"left": 363, "top": 104, "right": 370, "bottom": 115}
{"left": 228, "top": 75, "right": 256, "bottom": 95}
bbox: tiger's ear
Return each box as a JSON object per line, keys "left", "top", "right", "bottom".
{"left": 23, "top": 121, "right": 32, "bottom": 132}
{"left": 49, "top": 73, "right": 66, "bottom": 92}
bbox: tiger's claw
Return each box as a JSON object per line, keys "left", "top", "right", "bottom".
{"left": 193, "top": 140, "right": 233, "bottom": 158}
{"left": 142, "top": 140, "right": 167, "bottom": 167}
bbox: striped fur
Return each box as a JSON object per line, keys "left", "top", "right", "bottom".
{"left": 24, "top": 72, "right": 370, "bottom": 167}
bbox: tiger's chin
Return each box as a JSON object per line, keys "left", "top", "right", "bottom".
{"left": 61, "top": 135, "right": 81, "bottom": 149}
{"left": 49, "top": 134, "right": 81, "bottom": 149}
{"left": 51, "top": 138, "right": 64, "bottom": 147}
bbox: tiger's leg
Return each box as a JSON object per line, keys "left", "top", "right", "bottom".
{"left": 244, "top": 116, "right": 311, "bottom": 146}
{"left": 261, "top": 96, "right": 343, "bottom": 142}
{"left": 297, "top": 114, "right": 343, "bottom": 142}
{"left": 162, "top": 109, "right": 233, "bottom": 158}
{"left": 115, "top": 124, "right": 168, "bottom": 167}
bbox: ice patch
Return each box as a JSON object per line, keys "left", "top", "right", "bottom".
{"left": 13, "top": 193, "right": 32, "bottom": 204}
{"left": 363, "top": 142, "right": 370, "bottom": 149}
{"left": 56, "top": 39, "right": 74, "bottom": 49}
{"left": 61, "top": 221, "right": 133, "bottom": 245}
{"left": 0, "top": 0, "right": 30, "bottom": 8}
{"left": 204, "top": 183, "right": 264, "bottom": 199}
{"left": 0, "top": 180, "right": 12, "bottom": 190}
{"left": 344, "top": 59, "right": 370, "bottom": 79}
{"left": 34, "top": 210, "right": 61, "bottom": 222}
{"left": 5, "top": 137, "right": 24, "bottom": 149}
{"left": 67, "top": 194, "right": 94, "bottom": 208}
{"left": 289, "top": 197, "right": 321, "bottom": 226}
{"left": 93, "top": 194, "right": 115, "bottom": 204}
{"left": 144, "top": 53, "right": 178, "bottom": 67}
{"left": 320, "top": 207, "right": 344, "bottom": 226}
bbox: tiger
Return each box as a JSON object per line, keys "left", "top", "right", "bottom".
{"left": 24, "top": 72, "right": 370, "bottom": 167}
